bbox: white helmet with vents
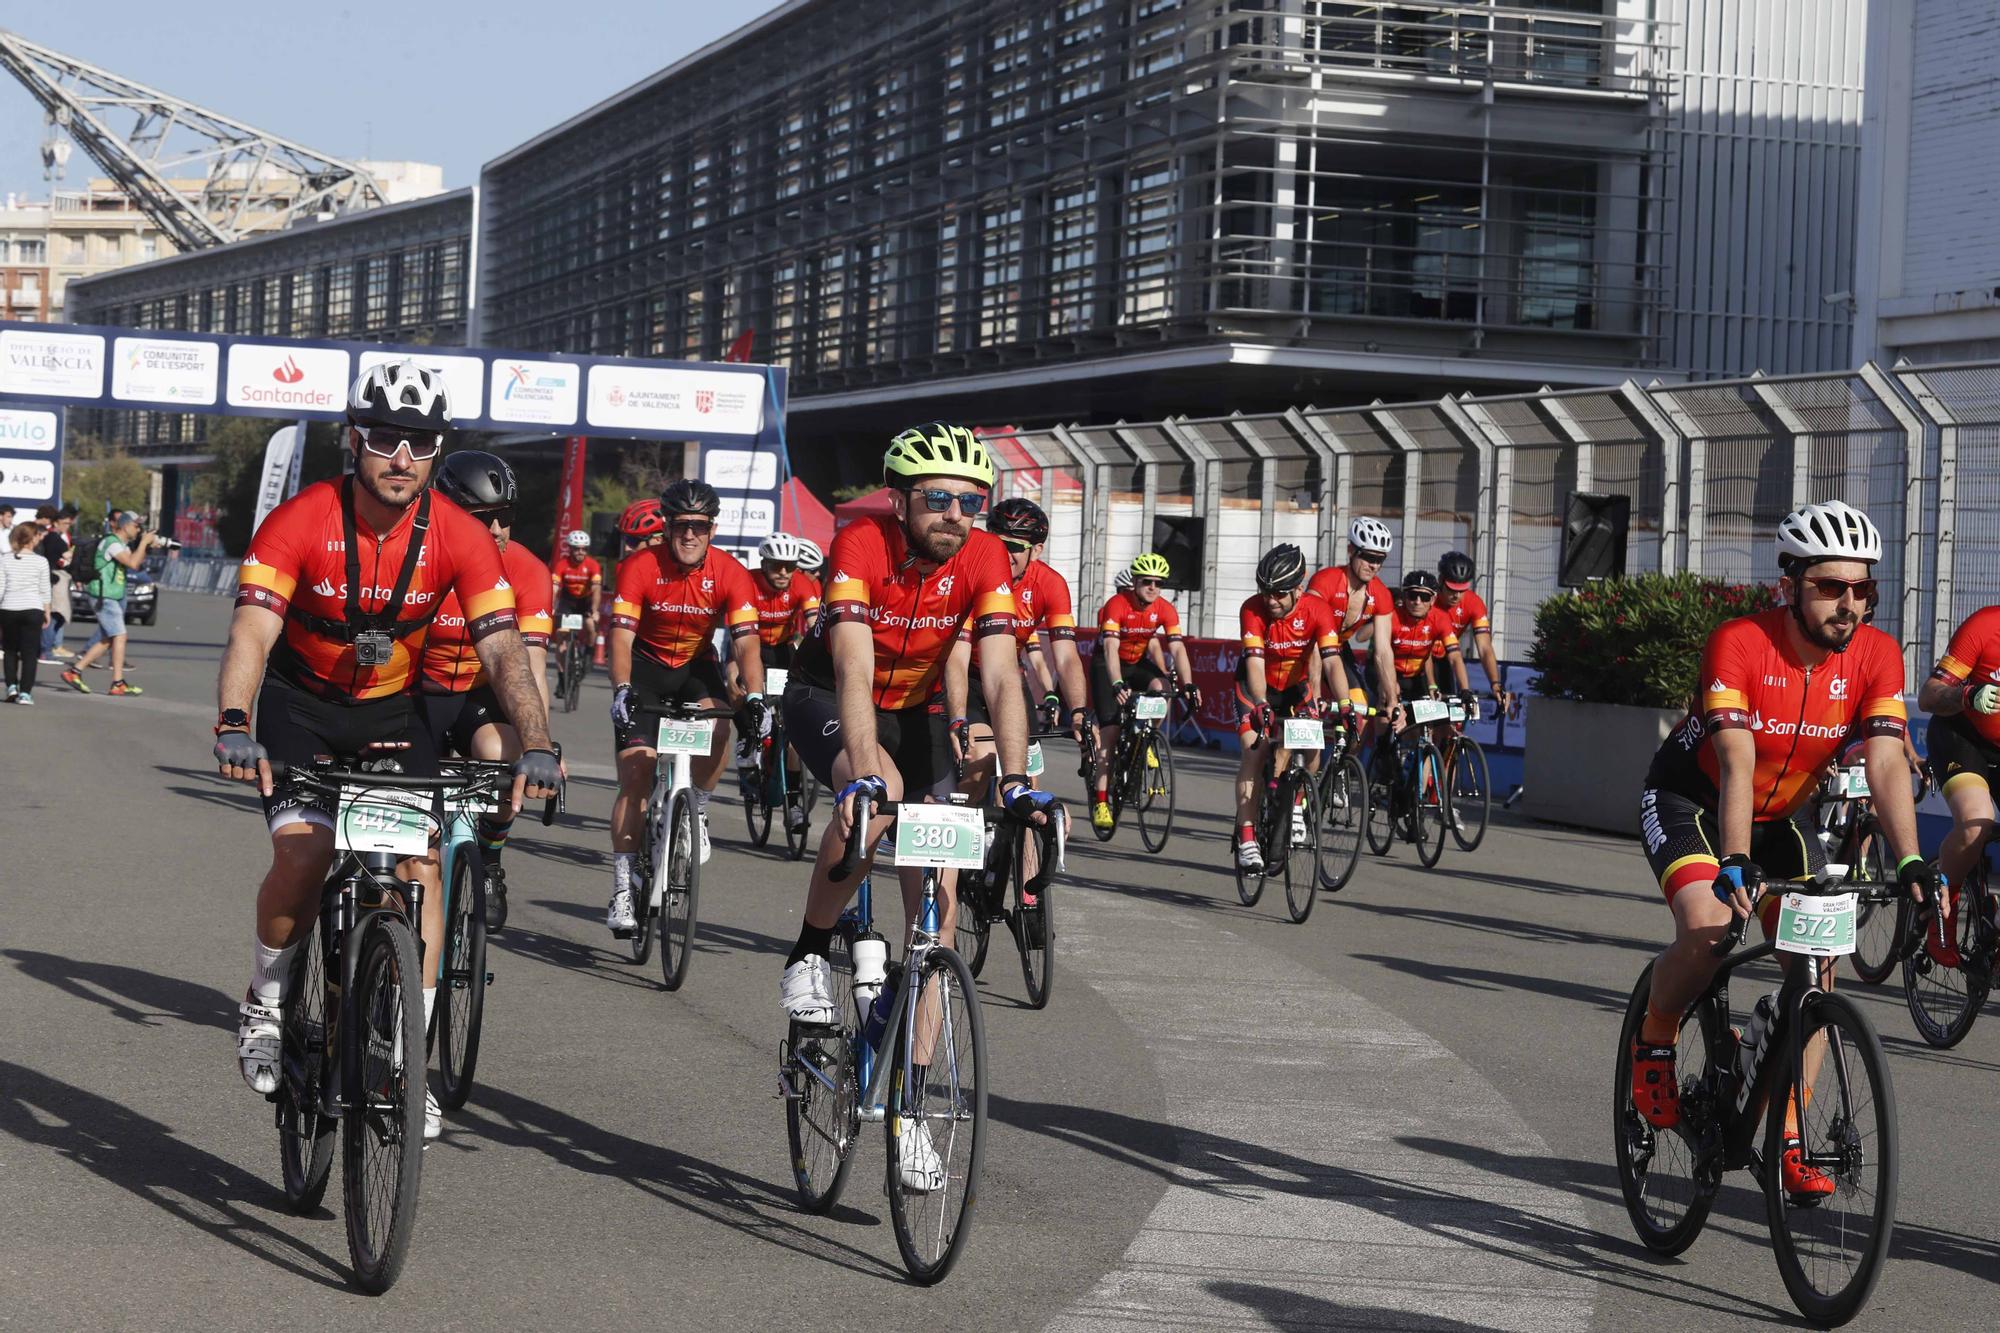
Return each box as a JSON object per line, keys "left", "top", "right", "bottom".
{"left": 758, "top": 532, "right": 805, "bottom": 563}
{"left": 1348, "top": 516, "right": 1394, "bottom": 557}
{"left": 1775, "top": 500, "right": 1882, "bottom": 566}
{"left": 347, "top": 358, "right": 453, "bottom": 432}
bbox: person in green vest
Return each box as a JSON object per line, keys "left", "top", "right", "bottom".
{"left": 62, "top": 510, "right": 155, "bottom": 696}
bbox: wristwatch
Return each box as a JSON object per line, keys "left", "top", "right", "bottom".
{"left": 214, "top": 708, "right": 251, "bottom": 735}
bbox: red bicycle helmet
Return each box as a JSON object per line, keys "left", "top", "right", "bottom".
{"left": 619, "top": 498, "right": 666, "bottom": 538}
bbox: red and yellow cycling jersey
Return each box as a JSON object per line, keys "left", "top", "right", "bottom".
{"left": 551, "top": 554, "right": 601, "bottom": 602}
{"left": 610, "top": 545, "right": 759, "bottom": 669}
{"left": 818, "top": 516, "right": 1017, "bottom": 710}
{"left": 1307, "top": 566, "right": 1392, "bottom": 638}
{"left": 236, "top": 480, "right": 517, "bottom": 701}
{"left": 750, "top": 568, "right": 823, "bottom": 649}
{"left": 1932, "top": 607, "right": 2000, "bottom": 747}
{"left": 1440, "top": 587, "right": 1491, "bottom": 638}
{"left": 1387, "top": 604, "right": 1459, "bottom": 680}
{"left": 422, "top": 541, "right": 553, "bottom": 693}
{"left": 1647, "top": 609, "right": 1908, "bottom": 821}
{"left": 1011, "top": 560, "right": 1076, "bottom": 649}
{"left": 1239, "top": 593, "right": 1341, "bottom": 694}
{"left": 1099, "top": 589, "right": 1182, "bottom": 667}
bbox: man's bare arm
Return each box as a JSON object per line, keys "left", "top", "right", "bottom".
{"left": 474, "top": 628, "right": 554, "bottom": 751}
{"left": 218, "top": 604, "right": 283, "bottom": 715}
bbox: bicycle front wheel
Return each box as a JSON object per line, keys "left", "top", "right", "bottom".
{"left": 744, "top": 760, "right": 772, "bottom": 848}
{"left": 343, "top": 915, "right": 427, "bottom": 1294}
{"left": 1901, "top": 876, "right": 1990, "bottom": 1048}
{"left": 1446, "top": 736, "right": 1491, "bottom": 852}
{"left": 1412, "top": 739, "right": 1449, "bottom": 869}
{"left": 886, "top": 946, "right": 987, "bottom": 1285}
{"left": 1317, "top": 753, "right": 1367, "bottom": 892}
{"left": 1612, "top": 961, "right": 1721, "bottom": 1255}
{"left": 277, "top": 925, "right": 335, "bottom": 1212}
{"left": 1847, "top": 823, "right": 1901, "bottom": 986}
{"left": 436, "top": 848, "right": 488, "bottom": 1110}
{"left": 1012, "top": 824, "right": 1053, "bottom": 1010}
{"left": 660, "top": 789, "right": 702, "bottom": 991}
{"left": 1283, "top": 775, "right": 1318, "bottom": 924}
{"left": 1135, "top": 731, "right": 1175, "bottom": 853}
{"left": 1763, "top": 991, "right": 1898, "bottom": 1326}
{"left": 562, "top": 641, "right": 585, "bottom": 713}
{"left": 785, "top": 928, "right": 859, "bottom": 1213}
{"left": 1363, "top": 752, "right": 1397, "bottom": 856}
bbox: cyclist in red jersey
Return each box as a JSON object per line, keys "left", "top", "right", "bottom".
{"left": 1088, "top": 551, "right": 1200, "bottom": 831}
{"left": 1385, "top": 569, "right": 1465, "bottom": 694}
{"left": 730, "top": 531, "right": 822, "bottom": 834}
{"left": 214, "top": 361, "right": 559, "bottom": 1126}
{"left": 604, "top": 478, "right": 763, "bottom": 933}
{"left": 1436, "top": 549, "right": 1511, "bottom": 716}
{"left": 549, "top": 528, "right": 602, "bottom": 666}
{"left": 1306, "top": 516, "right": 1401, "bottom": 715}
{"left": 1630, "top": 501, "right": 1932, "bottom": 1200}
{"left": 1232, "top": 544, "right": 1349, "bottom": 871}
{"left": 420, "top": 451, "right": 554, "bottom": 932}
{"left": 1917, "top": 605, "right": 2000, "bottom": 916}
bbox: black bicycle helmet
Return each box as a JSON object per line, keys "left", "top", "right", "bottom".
{"left": 659, "top": 477, "right": 722, "bottom": 518}
{"left": 988, "top": 497, "right": 1050, "bottom": 545}
{"left": 1438, "top": 550, "right": 1475, "bottom": 589}
{"left": 434, "top": 450, "right": 517, "bottom": 510}
{"left": 1401, "top": 568, "right": 1440, "bottom": 596}
{"left": 1254, "top": 543, "right": 1308, "bottom": 594}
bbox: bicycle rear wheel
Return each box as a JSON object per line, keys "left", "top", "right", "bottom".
{"left": 343, "top": 915, "right": 427, "bottom": 1294}
{"left": 1763, "top": 991, "right": 1898, "bottom": 1326}
{"left": 1901, "top": 875, "right": 1990, "bottom": 1048}
{"left": 1317, "top": 754, "right": 1367, "bottom": 892}
{"left": 1847, "top": 823, "right": 1901, "bottom": 986}
{"left": 436, "top": 848, "right": 488, "bottom": 1111}
{"left": 782, "top": 758, "right": 812, "bottom": 861}
{"left": 277, "top": 925, "right": 335, "bottom": 1213}
{"left": 1235, "top": 792, "right": 1267, "bottom": 907}
{"left": 1012, "top": 825, "right": 1053, "bottom": 1010}
{"left": 660, "top": 790, "right": 702, "bottom": 991}
{"left": 1446, "top": 736, "right": 1491, "bottom": 852}
{"left": 1612, "top": 961, "right": 1722, "bottom": 1255}
{"left": 785, "top": 929, "right": 859, "bottom": 1213}
{"left": 562, "top": 640, "right": 585, "bottom": 713}
{"left": 885, "top": 946, "right": 987, "bottom": 1285}
{"left": 1412, "top": 738, "right": 1448, "bottom": 868}
{"left": 1283, "top": 775, "right": 1319, "bottom": 924}
{"left": 1136, "top": 731, "right": 1175, "bottom": 853}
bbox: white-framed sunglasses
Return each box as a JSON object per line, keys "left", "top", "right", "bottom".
{"left": 353, "top": 424, "right": 444, "bottom": 462}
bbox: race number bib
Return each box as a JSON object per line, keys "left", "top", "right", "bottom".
{"left": 1774, "top": 891, "right": 1858, "bottom": 958}
{"left": 764, "top": 667, "right": 789, "bottom": 696}
{"left": 1281, "top": 718, "right": 1325, "bottom": 750}
{"left": 560, "top": 614, "right": 584, "bottom": 632}
{"left": 1831, "top": 767, "right": 1870, "bottom": 799}
{"left": 1026, "top": 742, "right": 1044, "bottom": 778}
{"left": 893, "top": 803, "right": 985, "bottom": 870}
{"left": 657, "top": 718, "right": 718, "bottom": 756}
{"left": 1133, "top": 695, "right": 1169, "bottom": 722}
{"left": 1405, "top": 698, "right": 1452, "bottom": 725}
{"left": 337, "top": 790, "right": 432, "bottom": 856}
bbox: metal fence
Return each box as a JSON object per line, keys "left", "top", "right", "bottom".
{"left": 986, "top": 358, "right": 2000, "bottom": 690}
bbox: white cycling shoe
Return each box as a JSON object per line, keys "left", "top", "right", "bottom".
{"left": 1234, "top": 839, "right": 1265, "bottom": 873}
{"left": 424, "top": 1088, "right": 442, "bottom": 1142}
{"left": 781, "top": 955, "right": 837, "bottom": 1025}
{"left": 238, "top": 993, "right": 283, "bottom": 1095}
{"left": 698, "top": 812, "right": 712, "bottom": 864}
{"left": 897, "top": 1121, "right": 945, "bottom": 1193}
{"left": 784, "top": 803, "right": 808, "bottom": 834}
{"left": 606, "top": 886, "right": 637, "bottom": 934}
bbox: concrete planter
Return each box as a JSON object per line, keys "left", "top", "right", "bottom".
{"left": 1522, "top": 697, "right": 1682, "bottom": 835}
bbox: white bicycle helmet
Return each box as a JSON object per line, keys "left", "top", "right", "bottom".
{"left": 1775, "top": 500, "right": 1882, "bottom": 566}
{"left": 347, "top": 358, "right": 453, "bottom": 432}
{"left": 795, "top": 538, "right": 824, "bottom": 573}
{"left": 758, "top": 532, "right": 805, "bottom": 564}
{"left": 565, "top": 529, "right": 590, "bottom": 549}
{"left": 1114, "top": 567, "right": 1134, "bottom": 591}
{"left": 1348, "top": 516, "right": 1394, "bottom": 557}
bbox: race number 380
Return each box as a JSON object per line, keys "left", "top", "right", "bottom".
{"left": 894, "top": 804, "right": 985, "bottom": 869}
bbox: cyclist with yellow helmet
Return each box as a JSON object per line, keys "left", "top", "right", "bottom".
{"left": 1088, "top": 551, "right": 1200, "bottom": 832}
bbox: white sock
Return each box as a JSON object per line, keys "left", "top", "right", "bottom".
{"left": 695, "top": 788, "right": 710, "bottom": 817}
{"left": 613, "top": 852, "right": 633, "bottom": 894}
{"left": 422, "top": 986, "right": 437, "bottom": 1031}
{"left": 250, "top": 938, "right": 298, "bottom": 1007}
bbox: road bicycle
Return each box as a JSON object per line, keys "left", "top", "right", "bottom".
{"left": 1314, "top": 704, "right": 1370, "bottom": 894}
{"left": 1235, "top": 711, "right": 1325, "bottom": 923}
{"left": 1614, "top": 876, "right": 1900, "bottom": 1325}
{"left": 741, "top": 665, "right": 819, "bottom": 861}
{"left": 1816, "top": 761, "right": 1904, "bottom": 986}
{"left": 1899, "top": 842, "right": 1995, "bottom": 1049}
{"left": 956, "top": 734, "right": 1066, "bottom": 1008}
{"left": 552, "top": 614, "right": 589, "bottom": 714}
{"left": 623, "top": 703, "right": 733, "bottom": 990}
{"left": 779, "top": 790, "right": 989, "bottom": 1284}
{"left": 1364, "top": 697, "right": 1453, "bottom": 867}
{"left": 1091, "top": 687, "right": 1175, "bottom": 852}
{"left": 1439, "top": 694, "right": 1491, "bottom": 852}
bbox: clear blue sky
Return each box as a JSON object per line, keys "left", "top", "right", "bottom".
{"left": 1, "top": 2, "right": 784, "bottom": 199}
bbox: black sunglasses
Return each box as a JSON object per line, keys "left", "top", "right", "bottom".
{"left": 1800, "top": 575, "right": 1877, "bottom": 603}
{"left": 669, "top": 518, "right": 714, "bottom": 536}
{"left": 908, "top": 488, "right": 987, "bottom": 517}
{"left": 470, "top": 506, "right": 516, "bottom": 528}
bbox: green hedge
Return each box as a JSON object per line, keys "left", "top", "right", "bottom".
{"left": 1527, "top": 573, "right": 1776, "bottom": 710}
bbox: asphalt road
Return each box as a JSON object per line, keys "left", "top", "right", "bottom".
{"left": 3, "top": 591, "right": 1996, "bottom": 1330}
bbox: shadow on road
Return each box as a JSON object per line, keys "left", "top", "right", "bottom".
{"left": 1351, "top": 953, "right": 1632, "bottom": 1014}
{"left": 0, "top": 1059, "right": 348, "bottom": 1288}
{"left": 1339, "top": 898, "right": 1660, "bottom": 955}
{"left": 3, "top": 949, "right": 235, "bottom": 1031}
{"left": 1205, "top": 1280, "right": 1513, "bottom": 1330}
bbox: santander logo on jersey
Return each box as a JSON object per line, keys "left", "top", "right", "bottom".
{"left": 305, "top": 576, "right": 434, "bottom": 607}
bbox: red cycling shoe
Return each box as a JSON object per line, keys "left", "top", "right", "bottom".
{"left": 1630, "top": 1040, "right": 1680, "bottom": 1129}
{"left": 1780, "top": 1138, "right": 1837, "bottom": 1203}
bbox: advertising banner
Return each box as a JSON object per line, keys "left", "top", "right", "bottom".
{"left": 0, "top": 328, "right": 104, "bottom": 399}
{"left": 489, "top": 358, "right": 581, "bottom": 426}
{"left": 0, "top": 402, "right": 61, "bottom": 511}
{"left": 111, "top": 335, "right": 220, "bottom": 406}
{"left": 252, "top": 425, "right": 302, "bottom": 533}
{"left": 554, "top": 436, "right": 587, "bottom": 550}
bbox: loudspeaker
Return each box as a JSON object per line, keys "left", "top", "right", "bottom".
{"left": 1151, "top": 514, "right": 1205, "bottom": 590}
{"left": 1558, "top": 491, "right": 1630, "bottom": 587}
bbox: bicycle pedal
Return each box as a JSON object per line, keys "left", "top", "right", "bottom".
{"left": 610, "top": 926, "right": 634, "bottom": 940}
{"left": 484, "top": 972, "right": 495, "bottom": 985}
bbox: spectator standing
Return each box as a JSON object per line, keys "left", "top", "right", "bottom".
{"left": 37, "top": 504, "right": 75, "bottom": 663}
{"left": 1, "top": 521, "right": 52, "bottom": 704}
{"left": 0, "top": 505, "right": 15, "bottom": 544}
{"left": 61, "top": 510, "right": 153, "bottom": 696}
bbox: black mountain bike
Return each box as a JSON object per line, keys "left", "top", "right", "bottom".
{"left": 1614, "top": 877, "right": 1900, "bottom": 1326}
{"left": 1235, "top": 711, "right": 1323, "bottom": 923}
{"left": 742, "top": 670, "right": 818, "bottom": 860}
{"left": 1440, "top": 695, "right": 1491, "bottom": 851}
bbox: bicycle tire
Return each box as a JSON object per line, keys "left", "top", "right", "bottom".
{"left": 1763, "top": 990, "right": 1898, "bottom": 1326}
{"left": 630, "top": 794, "right": 664, "bottom": 966}
{"left": 1445, "top": 736, "right": 1491, "bottom": 852}
{"left": 1136, "top": 731, "right": 1175, "bottom": 853}
{"left": 800, "top": 771, "right": 820, "bottom": 816}
{"left": 1413, "top": 738, "right": 1448, "bottom": 869}
{"left": 1316, "top": 753, "right": 1367, "bottom": 892}
{"left": 781, "top": 757, "right": 812, "bottom": 861}
{"left": 956, "top": 880, "right": 993, "bottom": 978}
{"left": 744, "top": 760, "right": 772, "bottom": 848}
{"left": 1363, "top": 751, "right": 1397, "bottom": 856}
{"left": 436, "top": 849, "right": 488, "bottom": 1111}
{"left": 1235, "top": 786, "right": 1267, "bottom": 907}
{"left": 1901, "top": 872, "right": 1990, "bottom": 1048}
{"left": 885, "top": 945, "right": 986, "bottom": 1284}
{"left": 785, "top": 929, "right": 859, "bottom": 1213}
{"left": 1284, "top": 775, "right": 1319, "bottom": 924}
{"left": 277, "top": 925, "right": 335, "bottom": 1213}
{"left": 1012, "top": 824, "right": 1053, "bottom": 1010}
{"left": 1847, "top": 824, "right": 1901, "bottom": 986}
{"left": 342, "top": 915, "right": 427, "bottom": 1294}
{"left": 660, "top": 789, "right": 702, "bottom": 991}
{"left": 562, "top": 639, "right": 585, "bottom": 714}
{"left": 1612, "top": 962, "right": 1720, "bottom": 1255}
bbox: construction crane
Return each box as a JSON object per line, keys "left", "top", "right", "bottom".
{"left": 0, "top": 28, "right": 385, "bottom": 251}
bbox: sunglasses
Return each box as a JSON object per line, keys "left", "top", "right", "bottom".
{"left": 1404, "top": 590, "right": 1435, "bottom": 601}
{"left": 1801, "top": 575, "right": 1877, "bottom": 602}
{"left": 997, "top": 535, "right": 1034, "bottom": 553}
{"left": 470, "top": 506, "right": 516, "bottom": 529}
{"left": 669, "top": 518, "right": 714, "bottom": 536}
{"left": 908, "top": 488, "right": 987, "bottom": 517}
{"left": 1353, "top": 550, "right": 1388, "bottom": 563}
{"left": 353, "top": 425, "right": 444, "bottom": 462}
{"left": 1135, "top": 577, "right": 1163, "bottom": 589}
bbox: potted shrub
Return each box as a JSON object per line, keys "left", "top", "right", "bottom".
{"left": 1521, "top": 574, "right": 1776, "bottom": 834}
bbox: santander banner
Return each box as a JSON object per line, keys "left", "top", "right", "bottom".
{"left": 225, "top": 344, "right": 350, "bottom": 412}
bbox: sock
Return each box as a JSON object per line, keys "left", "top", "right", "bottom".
{"left": 787, "top": 922, "right": 835, "bottom": 969}
{"left": 250, "top": 938, "right": 299, "bottom": 1008}
{"left": 1238, "top": 822, "right": 1256, "bottom": 844}
{"left": 1094, "top": 781, "right": 1108, "bottom": 801}
{"left": 422, "top": 986, "right": 437, "bottom": 1032}
{"left": 1638, "top": 1002, "right": 1679, "bottom": 1046}
{"left": 613, "top": 852, "right": 634, "bottom": 894}
{"left": 695, "top": 788, "right": 711, "bottom": 818}
{"left": 476, "top": 811, "right": 515, "bottom": 862}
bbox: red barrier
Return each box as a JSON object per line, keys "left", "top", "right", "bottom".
{"left": 1075, "top": 629, "right": 1241, "bottom": 735}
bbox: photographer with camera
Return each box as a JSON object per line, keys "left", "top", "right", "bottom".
{"left": 61, "top": 510, "right": 155, "bottom": 697}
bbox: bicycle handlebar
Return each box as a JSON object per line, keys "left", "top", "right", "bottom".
{"left": 830, "top": 790, "right": 877, "bottom": 885}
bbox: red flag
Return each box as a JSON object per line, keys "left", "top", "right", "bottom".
{"left": 722, "top": 328, "right": 756, "bottom": 363}
{"left": 554, "top": 436, "right": 587, "bottom": 551}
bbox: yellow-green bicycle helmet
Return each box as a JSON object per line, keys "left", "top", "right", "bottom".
{"left": 1130, "top": 552, "right": 1171, "bottom": 580}
{"left": 884, "top": 421, "right": 994, "bottom": 488}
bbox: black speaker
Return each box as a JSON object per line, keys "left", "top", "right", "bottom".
{"left": 1151, "top": 515, "right": 1205, "bottom": 590}
{"left": 1558, "top": 491, "right": 1630, "bottom": 587}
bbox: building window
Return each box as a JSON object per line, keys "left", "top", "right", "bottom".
{"left": 437, "top": 240, "right": 466, "bottom": 322}
{"left": 770, "top": 260, "right": 801, "bottom": 369}
{"left": 15, "top": 239, "right": 42, "bottom": 264}
{"left": 140, "top": 236, "right": 157, "bottom": 260}
{"left": 1518, "top": 169, "right": 1597, "bottom": 329}
{"left": 400, "top": 248, "right": 428, "bottom": 326}
{"left": 364, "top": 255, "right": 392, "bottom": 331}
{"left": 290, "top": 271, "right": 318, "bottom": 336}
{"left": 1121, "top": 162, "right": 1178, "bottom": 324}
{"left": 1308, "top": 178, "right": 1481, "bottom": 321}
{"left": 860, "top": 234, "right": 900, "bottom": 364}
{"left": 326, "top": 265, "right": 354, "bottom": 334}
{"left": 813, "top": 247, "right": 847, "bottom": 371}
{"left": 977, "top": 201, "right": 1023, "bottom": 346}
{"left": 1046, "top": 182, "right": 1098, "bottom": 336}
{"left": 937, "top": 211, "right": 962, "bottom": 354}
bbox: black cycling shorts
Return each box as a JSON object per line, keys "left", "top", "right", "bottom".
{"left": 616, "top": 649, "right": 729, "bottom": 752}
{"left": 1090, "top": 651, "right": 1169, "bottom": 725}
{"left": 256, "top": 676, "right": 441, "bottom": 825}
{"left": 422, "top": 683, "right": 507, "bottom": 758}
{"left": 783, "top": 680, "right": 954, "bottom": 800}
{"left": 1342, "top": 647, "right": 1385, "bottom": 708}
{"left": 1639, "top": 786, "right": 1823, "bottom": 933}
{"left": 555, "top": 592, "right": 595, "bottom": 623}
{"left": 1927, "top": 714, "right": 2000, "bottom": 802}
{"left": 1232, "top": 678, "right": 1310, "bottom": 734}
{"left": 760, "top": 641, "right": 797, "bottom": 671}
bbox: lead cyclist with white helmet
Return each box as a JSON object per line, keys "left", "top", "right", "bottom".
{"left": 550, "top": 527, "right": 603, "bottom": 668}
